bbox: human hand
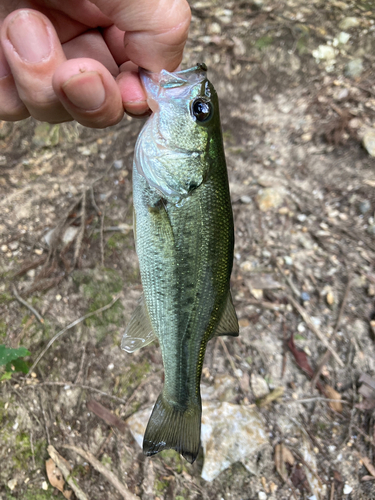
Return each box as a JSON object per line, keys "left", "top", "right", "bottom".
{"left": 0, "top": 0, "right": 191, "bottom": 127}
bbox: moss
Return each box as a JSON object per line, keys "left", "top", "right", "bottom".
{"left": 155, "top": 479, "right": 169, "bottom": 493}
{"left": 0, "top": 292, "right": 12, "bottom": 304}
{"left": 72, "top": 268, "right": 125, "bottom": 343}
{"left": 159, "top": 449, "right": 185, "bottom": 474}
{"left": 20, "top": 488, "right": 56, "bottom": 500}
{"left": 12, "top": 433, "right": 46, "bottom": 470}
{"left": 0, "top": 320, "right": 7, "bottom": 341}
{"left": 106, "top": 232, "right": 132, "bottom": 251}
{"left": 116, "top": 359, "right": 151, "bottom": 397}
{"left": 255, "top": 35, "right": 273, "bottom": 50}
{"left": 101, "top": 453, "right": 112, "bottom": 467}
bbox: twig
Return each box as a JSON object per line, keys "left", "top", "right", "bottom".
{"left": 100, "top": 203, "right": 106, "bottom": 267}
{"left": 30, "top": 430, "right": 36, "bottom": 469}
{"left": 73, "top": 188, "right": 86, "bottom": 268}
{"left": 74, "top": 345, "right": 87, "bottom": 384}
{"left": 90, "top": 187, "right": 101, "bottom": 217}
{"left": 247, "top": 298, "right": 286, "bottom": 311}
{"left": 218, "top": 337, "right": 241, "bottom": 380}
{"left": 21, "top": 380, "right": 128, "bottom": 404}
{"left": 286, "top": 294, "right": 344, "bottom": 367}
{"left": 285, "top": 397, "right": 350, "bottom": 405}
{"left": 62, "top": 444, "right": 140, "bottom": 500}
{"left": 330, "top": 481, "right": 335, "bottom": 500}
{"left": 25, "top": 294, "right": 120, "bottom": 378}
{"left": 47, "top": 445, "right": 89, "bottom": 500}
{"left": 276, "top": 261, "right": 301, "bottom": 298}
{"left": 311, "top": 276, "right": 351, "bottom": 388}
{"left": 12, "top": 286, "right": 44, "bottom": 324}
{"left": 39, "top": 395, "right": 51, "bottom": 446}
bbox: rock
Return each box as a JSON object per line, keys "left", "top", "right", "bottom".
{"left": 256, "top": 187, "right": 286, "bottom": 211}
{"left": 344, "top": 58, "right": 364, "bottom": 78}
{"left": 363, "top": 128, "right": 375, "bottom": 156}
{"left": 208, "top": 22, "right": 221, "bottom": 35}
{"left": 113, "top": 159, "right": 124, "bottom": 170}
{"left": 338, "top": 17, "right": 360, "bottom": 30}
{"left": 240, "top": 195, "right": 252, "bottom": 204}
{"left": 1, "top": 244, "right": 8, "bottom": 253}
{"left": 312, "top": 45, "right": 337, "bottom": 61}
{"left": 126, "top": 402, "right": 270, "bottom": 482}
{"left": 343, "top": 484, "right": 353, "bottom": 494}
{"left": 251, "top": 373, "right": 270, "bottom": 399}
{"left": 359, "top": 200, "right": 371, "bottom": 214}
{"left": 301, "top": 292, "right": 310, "bottom": 301}
{"left": 367, "top": 224, "right": 375, "bottom": 237}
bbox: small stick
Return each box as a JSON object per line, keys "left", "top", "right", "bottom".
{"left": 73, "top": 188, "right": 87, "bottom": 268}
{"left": 12, "top": 286, "right": 44, "bottom": 324}
{"left": 30, "top": 430, "right": 36, "bottom": 469}
{"left": 311, "top": 276, "right": 352, "bottom": 388}
{"left": 247, "top": 298, "right": 286, "bottom": 311}
{"left": 219, "top": 337, "right": 240, "bottom": 380}
{"left": 47, "top": 445, "right": 89, "bottom": 500}
{"left": 282, "top": 321, "right": 287, "bottom": 378}
{"left": 21, "top": 380, "right": 128, "bottom": 404}
{"left": 276, "top": 262, "right": 301, "bottom": 298}
{"left": 25, "top": 294, "right": 120, "bottom": 378}
{"left": 39, "top": 395, "right": 51, "bottom": 446}
{"left": 285, "top": 397, "right": 350, "bottom": 405}
{"left": 100, "top": 204, "right": 106, "bottom": 267}
{"left": 286, "top": 294, "right": 344, "bottom": 367}
{"left": 90, "top": 187, "right": 101, "bottom": 217}
{"left": 74, "top": 345, "right": 86, "bottom": 384}
{"left": 62, "top": 444, "right": 140, "bottom": 500}
{"left": 330, "top": 481, "right": 335, "bottom": 500}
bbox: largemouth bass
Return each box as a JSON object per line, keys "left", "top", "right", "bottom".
{"left": 121, "top": 64, "right": 238, "bottom": 463}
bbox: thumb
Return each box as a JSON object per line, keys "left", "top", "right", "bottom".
{"left": 88, "top": 0, "right": 191, "bottom": 72}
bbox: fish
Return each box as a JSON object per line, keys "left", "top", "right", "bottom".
{"left": 121, "top": 64, "right": 239, "bottom": 463}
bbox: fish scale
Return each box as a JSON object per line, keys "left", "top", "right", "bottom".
{"left": 121, "top": 64, "right": 239, "bottom": 462}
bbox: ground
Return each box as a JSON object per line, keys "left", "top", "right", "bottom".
{"left": 1, "top": 0, "right": 375, "bottom": 499}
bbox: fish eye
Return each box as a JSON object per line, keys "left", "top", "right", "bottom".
{"left": 191, "top": 98, "right": 212, "bottom": 122}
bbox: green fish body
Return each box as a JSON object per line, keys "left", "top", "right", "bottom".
{"left": 121, "top": 64, "right": 238, "bottom": 463}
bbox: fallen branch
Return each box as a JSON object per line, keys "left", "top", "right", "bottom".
{"left": 62, "top": 444, "right": 139, "bottom": 500}
{"left": 12, "top": 286, "right": 44, "bottom": 324}
{"left": 25, "top": 294, "right": 120, "bottom": 378}
{"left": 286, "top": 294, "right": 343, "bottom": 367}
{"left": 47, "top": 445, "right": 88, "bottom": 500}
{"left": 311, "top": 276, "right": 351, "bottom": 388}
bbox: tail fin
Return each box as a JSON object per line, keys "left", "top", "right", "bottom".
{"left": 143, "top": 392, "right": 201, "bottom": 464}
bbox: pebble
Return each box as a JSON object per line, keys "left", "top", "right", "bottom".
{"left": 256, "top": 187, "right": 286, "bottom": 211}
{"left": 344, "top": 58, "right": 364, "bottom": 78}
{"left": 113, "top": 159, "right": 124, "bottom": 170}
{"left": 297, "top": 214, "right": 307, "bottom": 222}
{"left": 359, "top": 200, "right": 371, "bottom": 214}
{"left": 42, "top": 481, "right": 48, "bottom": 491}
{"left": 1, "top": 244, "right": 8, "bottom": 253}
{"left": 343, "top": 484, "right": 353, "bottom": 494}
{"left": 339, "top": 16, "right": 360, "bottom": 30}
{"left": 8, "top": 241, "right": 19, "bottom": 250}
{"left": 367, "top": 224, "right": 375, "bottom": 236}
{"left": 363, "top": 128, "right": 375, "bottom": 157}
{"left": 34, "top": 248, "right": 43, "bottom": 255}
{"left": 312, "top": 44, "right": 336, "bottom": 61}
{"left": 240, "top": 195, "right": 252, "bottom": 204}
{"left": 7, "top": 479, "right": 17, "bottom": 491}
{"left": 284, "top": 256, "right": 293, "bottom": 266}
{"left": 301, "top": 292, "right": 310, "bottom": 302}
{"left": 27, "top": 269, "right": 36, "bottom": 278}
{"left": 258, "top": 493, "right": 267, "bottom": 500}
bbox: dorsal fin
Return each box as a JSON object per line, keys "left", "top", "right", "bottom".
{"left": 211, "top": 291, "right": 239, "bottom": 339}
{"left": 121, "top": 294, "right": 157, "bottom": 353}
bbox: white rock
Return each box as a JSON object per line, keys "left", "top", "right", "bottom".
{"left": 312, "top": 45, "right": 337, "bottom": 61}
{"left": 363, "top": 128, "right": 375, "bottom": 157}
{"left": 343, "top": 484, "right": 353, "bottom": 494}
{"left": 258, "top": 492, "right": 267, "bottom": 500}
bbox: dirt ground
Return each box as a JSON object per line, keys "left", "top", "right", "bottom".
{"left": 1, "top": 0, "right": 375, "bottom": 499}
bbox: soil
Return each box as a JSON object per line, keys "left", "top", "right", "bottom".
{"left": 1, "top": 0, "right": 375, "bottom": 499}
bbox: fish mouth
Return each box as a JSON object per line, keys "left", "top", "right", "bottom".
{"left": 139, "top": 64, "right": 208, "bottom": 111}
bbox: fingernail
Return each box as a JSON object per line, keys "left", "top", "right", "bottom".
{"left": 62, "top": 72, "right": 106, "bottom": 110}
{"left": 7, "top": 11, "right": 51, "bottom": 63}
{"left": 125, "top": 100, "right": 149, "bottom": 116}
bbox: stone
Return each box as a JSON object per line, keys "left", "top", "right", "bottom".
{"left": 344, "top": 58, "right": 364, "bottom": 78}
{"left": 251, "top": 373, "right": 270, "bottom": 399}
{"left": 363, "top": 128, "right": 375, "bottom": 156}
{"left": 256, "top": 187, "right": 286, "bottom": 211}
{"left": 127, "top": 401, "right": 270, "bottom": 482}
{"left": 338, "top": 17, "right": 360, "bottom": 30}
{"left": 113, "top": 159, "right": 124, "bottom": 170}
{"left": 359, "top": 200, "right": 371, "bottom": 214}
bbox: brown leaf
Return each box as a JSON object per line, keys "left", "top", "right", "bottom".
{"left": 324, "top": 384, "right": 343, "bottom": 413}
{"left": 288, "top": 335, "right": 324, "bottom": 392}
{"left": 63, "top": 490, "right": 73, "bottom": 499}
{"left": 275, "top": 443, "right": 295, "bottom": 482}
{"left": 360, "top": 455, "right": 375, "bottom": 478}
{"left": 258, "top": 386, "right": 284, "bottom": 407}
{"left": 87, "top": 400, "right": 127, "bottom": 433}
{"left": 46, "top": 458, "right": 65, "bottom": 492}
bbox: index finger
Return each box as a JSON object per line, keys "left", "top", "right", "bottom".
{"left": 88, "top": 0, "right": 191, "bottom": 72}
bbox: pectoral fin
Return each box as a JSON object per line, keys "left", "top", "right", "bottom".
{"left": 121, "top": 294, "right": 157, "bottom": 353}
{"left": 211, "top": 291, "right": 239, "bottom": 339}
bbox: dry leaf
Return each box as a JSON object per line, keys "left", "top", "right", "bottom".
{"left": 87, "top": 400, "right": 127, "bottom": 433}
{"left": 258, "top": 386, "right": 284, "bottom": 407}
{"left": 359, "top": 455, "right": 375, "bottom": 478}
{"left": 324, "top": 385, "right": 343, "bottom": 413}
{"left": 288, "top": 335, "right": 324, "bottom": 392}
{"left": 275, "top": 443, "right": 294, "bottom": 482}
{"left": 46, "top": 458, "right": 65, "bottom": 492}
{"left": 63, "top": 490, "right": 73, "bottom": 499}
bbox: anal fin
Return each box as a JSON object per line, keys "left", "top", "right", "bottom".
{"left": 121, "top": 294, "right": 157, "bottom": 353}
{"left": 211, "top": 291, "right": 239, "bottom": 339}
